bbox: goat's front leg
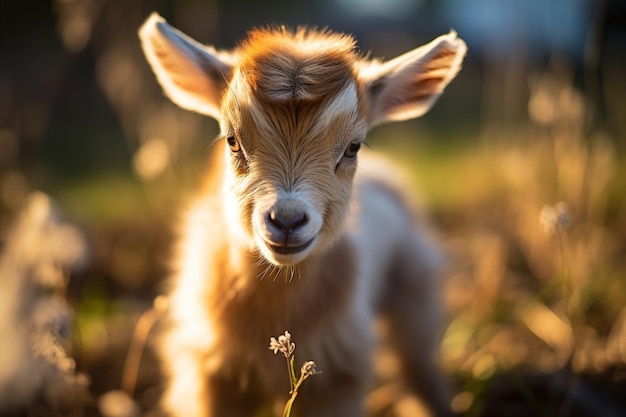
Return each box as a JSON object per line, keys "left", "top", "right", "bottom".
{"left": 161, "top": 341, "right": 261, "bottom": 417}
{"left": 382, "top": 236, "right": 453, "bottom": 417}
{"left": 160, "top": 343, "right": 210, "bottom": 417}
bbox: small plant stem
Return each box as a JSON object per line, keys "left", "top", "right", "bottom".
{"left": 269, "top": 331, "right": 318, "bottom": 417}
{"left": 285, "top": 356, "right": 295, "bottom": 393}
{"left": 282, "top": 372, "right": 309, "bottom": 417}
{"left": 283, "top": 395, "right": 296, "bottom": 417}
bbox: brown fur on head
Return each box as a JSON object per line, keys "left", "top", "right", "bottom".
{"left": 238, "top": 27, "right": 357, "bottom": 102}
{"left": 139, "top": 14, "right": 466, "bottom": 267}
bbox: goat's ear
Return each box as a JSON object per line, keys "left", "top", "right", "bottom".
{"left": 138, "top": 13, "right": 235, "bottom": 120}
{"left": 359, "top": 31, "right": 467, "bottom": 127}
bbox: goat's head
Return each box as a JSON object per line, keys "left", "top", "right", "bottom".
{"left": 139, "top": 13, "right": 466, "bottom": 266}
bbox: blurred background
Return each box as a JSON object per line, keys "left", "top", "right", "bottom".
{"left": 1, "top": 0, "right": 625, "bottom": 416}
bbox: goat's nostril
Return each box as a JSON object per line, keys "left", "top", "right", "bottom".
{"left": 292, "top": 213, "right": 308, "bottom": 229}
{"left": 269, "top": 210, "right": 308, "bottom": 233}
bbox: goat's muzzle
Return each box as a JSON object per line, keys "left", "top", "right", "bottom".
{"left": 256, "top": 198, "right": 321, "bottom": 263}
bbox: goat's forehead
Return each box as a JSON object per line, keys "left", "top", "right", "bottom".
{"left": 221, "top": 28, "right": 366, "bottom": 152}
{"left": 237, "top": 28, "right": 358, "bottom": 102}
{"left": 225, "top": 78, "right": 362, "bottom": 152}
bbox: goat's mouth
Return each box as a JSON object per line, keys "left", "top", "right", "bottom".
{"left": 266, "top": 237, "right": 315, "bottom": 255}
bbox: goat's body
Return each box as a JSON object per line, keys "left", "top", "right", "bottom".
{"left": 161, "top": 143, "right": 447, "bottom": 417}
{"left": 139, "top": 15, "right": 466, "bottom": 417}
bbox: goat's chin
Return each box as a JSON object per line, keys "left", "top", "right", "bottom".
{"left": 256, "top": 237, "right": 316, "bottom": 266}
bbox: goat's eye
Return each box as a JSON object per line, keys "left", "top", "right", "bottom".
{"left": 226, "top": 136, "right": 240, "bottom": 152}
{"left": 343, "top": 142, "right": 361, "bottom": 159}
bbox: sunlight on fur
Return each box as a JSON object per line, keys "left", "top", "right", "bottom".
{"left": 139, "top": 12, "right": 466, "bottom": 417}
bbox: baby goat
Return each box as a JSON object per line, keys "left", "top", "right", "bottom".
{"left": 139, "top": 13, "right": 466, "bottom": 417}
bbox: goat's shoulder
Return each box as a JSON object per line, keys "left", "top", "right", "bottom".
{"left": 345, "top": 150, "right": 441, "bottom": 295}
{"left": 351, "top": 150, "right": 418, "bottom": 233}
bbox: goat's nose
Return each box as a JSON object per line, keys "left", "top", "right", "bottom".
{"left": 268, "top": 209, "right": 308, "bottom": 233}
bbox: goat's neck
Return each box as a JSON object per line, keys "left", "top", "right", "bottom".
{"left": 209, "top": 230, "right": 356, "bottom": 338}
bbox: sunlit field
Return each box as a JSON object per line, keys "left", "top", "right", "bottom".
{"left": 1, "top": 1, "right": 625, "bottom": 416}
{"left": 370, "top": 84, "right": 626, "bottom": 416}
